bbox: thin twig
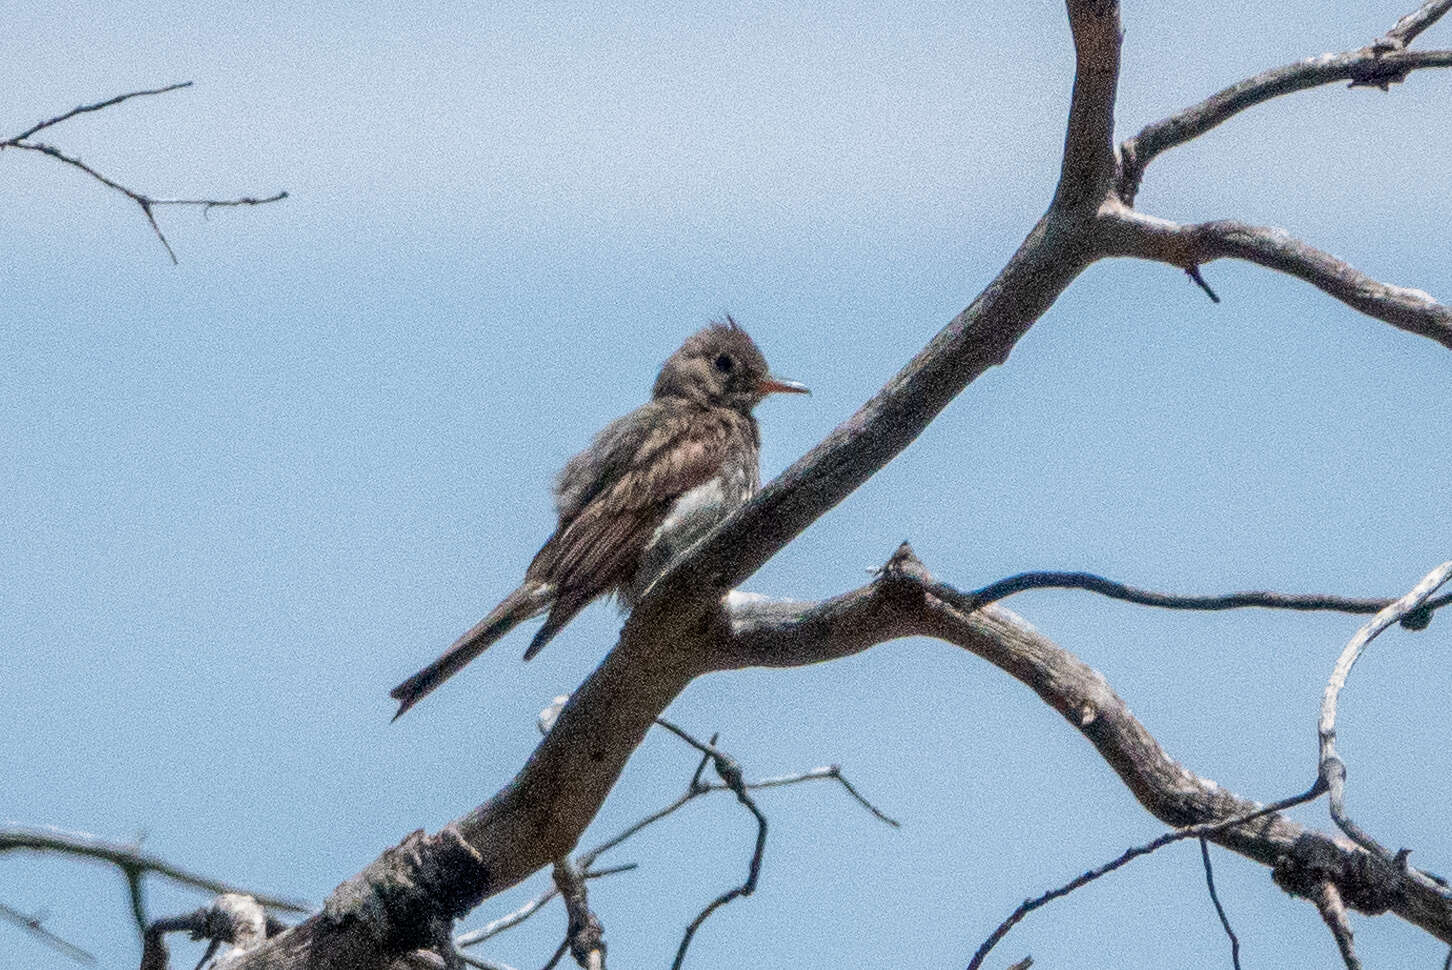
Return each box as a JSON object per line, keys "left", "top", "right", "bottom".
{"left": 0, "top": 899, "right": 97, "bottom": 965}
{"left": 669, "top": 732, "right": 768, "bottom": 970}
{"left": 454, "top": 865, "right": 636, "bottom": 948}
{"left": 455, "top": 951, "right": 521, "bottom": 970}
{"left": 967, "top": 785, "right": 1325, "bottom": 970}
{"left": 1, "top": 83, "right": 287, "bottom": 263}
{"left": 956, "top": 570, "right": 1450, "bottom": 628}
{"left": 125, "top": 865, "right": 149, "bottom": 944}
{"left": 1186, "top": 265, "right": 1221, "bottom": 303}
{"left": 1317, "top": 563, "right": 1452, "bottom": 893}
{"left": 1199, "top": 838, "right": 1241, "bottom": 970}
{"left": 539, "top": 939, "right": 569, "bottom": 970}
{"left": 0, "top": 825, "right": 308, "bottom": 912}
{"left": 7, "top": 82, "right": 194, "bottom": 142}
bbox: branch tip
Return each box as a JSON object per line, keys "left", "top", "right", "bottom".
{"left": 1186, "top": 265, "right": 1221, "bottom": 303}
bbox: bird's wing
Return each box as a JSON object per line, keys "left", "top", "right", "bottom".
{"left": 533, "top": 406, "right": 735, "bottom": 593}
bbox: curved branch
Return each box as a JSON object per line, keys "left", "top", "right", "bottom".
{"left": 1319, "top": 563, "right": 1452, "bottom": 890}
{"left": 230, "top": 538, "right": 1452, "bottom": 969}
{"left": 1098, "top": 208, "right": 1452, "bottom": 349}
{"left": 965, "top": 568, "right": 1452, "bottom": 625}
{"left": 716, "top": 547, "right": 1452, "bottom": 945}
{"left": 1118, "top": 47, "right": 1452, "bottom": 203}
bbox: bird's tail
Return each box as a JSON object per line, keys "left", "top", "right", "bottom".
{"left": 390, "top": 581, "right": 553, "bottom": 719}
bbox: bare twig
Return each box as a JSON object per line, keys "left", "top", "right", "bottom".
{"left": 1, "top": 83, "right": 287, "bottom": 263}
{"left": 1185, "top": 265, "right": 1222, "bottom": 303}
{"left": 1199, "top": 838, "right": 1242, "bottom": 970}
{"left": 539, "top": 939, "right": 570, "bottom": 970}
{"left": 965, "top": 784, "right": 1327, "bottom": 969}
{"left": 0, "top": 899, "right": 97, "bottom": 965}
{"left": 0, "top": 825, "right": 308, "bottom": 913}
{"left": 1310, "top": 881, "right": 1362, "bottom": 970}
{"left": 8, "top": 82, "right": 194, "bottom": 142}
{"left": 960, "top": 568, "right": 1450, "bottom": 628}
{"left": 455, "top": 952, "right": 520, "bottom": 970}
{"left": 455, "top": 721, "right": 899, "bottom": 960}
{"left": 663, "top": 725, "right": 768, "bottom": 970}
{"left": 126, "top": 865, "right": 149, "bottom": 942}
{"left": 454, "top": 865, "right": 633, "bottom": 949}
{"left": 1117, "top": 45, "right": 1452, "bottom": 202}
{"left": 552, "top": 860, "right": 605, "bottom": 970}
{"left": 1318, "top": 563, "right": 1452, "bottom": 890}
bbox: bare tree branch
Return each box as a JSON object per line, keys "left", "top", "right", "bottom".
{"left": 1318, "top": 562, "right": 1452, "bottom": 893}
{"left": 964, "top": 567, "right": 1451, "bottom": 627}
{"left": 0, "top": 825, "right": 309, "bottom": 914}
{"left": 1118, "top": 44, "right": 1452, "bottom": 203}
{"left": 8, "top": 82, "right": 194, "bottom": 142}
{"left": 1200, "top": 839, "right": 1242, "bottom": 970}
{"left": 551, "top": 860, "right": 604, "bottom": 970}
{"left": 1098, "top": 210, "right": 1452, "bottom": 349}
{"left": 219, "top": 0, "right": 1452, "bottom": 962}
{"left": 0, "top": 899, "right": 97, "bottom": 965}
{"left": 967, "top": 784, "right": 1325, "bottom": 970}
{"left": 1380, "top": 0, "right": 1452, "bottom": 50}
{"left": 662, "top": 725, "right": 767, "bottom": 970}
{"left": 1, "top": 83, "right": 287, "bottom": 263}
{"left": 1310, "top": 880, "right": 1362, "bottom": 970}
{"left": 1055, "top": 0, "right": 1122, "bottom": 209}
{"left": 454, "top": 865, "right": 634, "bottom": 951}
{"left": 453, "top": 721, "right": 891, "bottom": 963}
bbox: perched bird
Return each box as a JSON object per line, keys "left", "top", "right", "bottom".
{"left": 390, "top": 320, "right": 807, "bottom": 718}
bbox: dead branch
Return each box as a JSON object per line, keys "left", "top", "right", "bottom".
{"left": 0, "top": 825, "right": 308, "bottom": 914}
{"left": 1200, "top": 839, "right": 1242, "bottom": 970}
{"left": 218, "top": 0, "right": 1452, "bottom": 964}
{"left": 1, "top": 83, "right": 287, "bottom": 262}
{"left": 1318, "top": 563, "right": 1452, "bottom": 892}
{"left": 1098, "top": 211, "right": 1452, "bottom": 349}
{"left": 0, "top": 899, "right": 97, "bottom": 965}
{"left": 967, "top": 784, "right": 1325, "bottom": 969}
{"left": 452, "top": 719, "right": 892, "bottom": 965}
{"left": 1117, "top": 0, "right": 1452, "bottom": 204}
{"left": 656, "top": 722, "right": 767, "bottom": 970}
{"left": 964, "top": 568, "right": 1450, "bottom": 626}
{"left": 551, "top": 860, "right": 604, "bottom": 970}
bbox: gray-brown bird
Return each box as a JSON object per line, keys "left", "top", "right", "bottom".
{"left": 390, "top": 320, "right": 807, "bottom": 718}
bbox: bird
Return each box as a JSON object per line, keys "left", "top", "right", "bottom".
{"left": 389, "top": 319, "right": 807, "bottom": 718}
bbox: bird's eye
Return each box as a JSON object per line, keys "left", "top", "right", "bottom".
{"left": 713, "top": 353, "right": 734, "bottom": 373}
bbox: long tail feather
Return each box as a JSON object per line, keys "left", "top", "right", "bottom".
{"left": 390, "top": 582, "right": 552, "bottom": 719}
{"left": 521, "top": 596, "right": 589, "bottom": 662}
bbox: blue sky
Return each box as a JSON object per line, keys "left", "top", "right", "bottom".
{"left": 4, "top": 2, "right": 1450, "bottom": 968}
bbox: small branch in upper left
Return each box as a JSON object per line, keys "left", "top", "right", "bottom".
{"left": 1, "top": 82, "right": 288, "bottom": 263}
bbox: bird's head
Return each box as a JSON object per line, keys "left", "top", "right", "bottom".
{"left": 652, "top": 318, "right": 808, "bottom": 413}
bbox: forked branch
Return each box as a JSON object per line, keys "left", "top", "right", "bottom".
{"left": 2, "top": 83, "right": 287, "bottom": 262}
